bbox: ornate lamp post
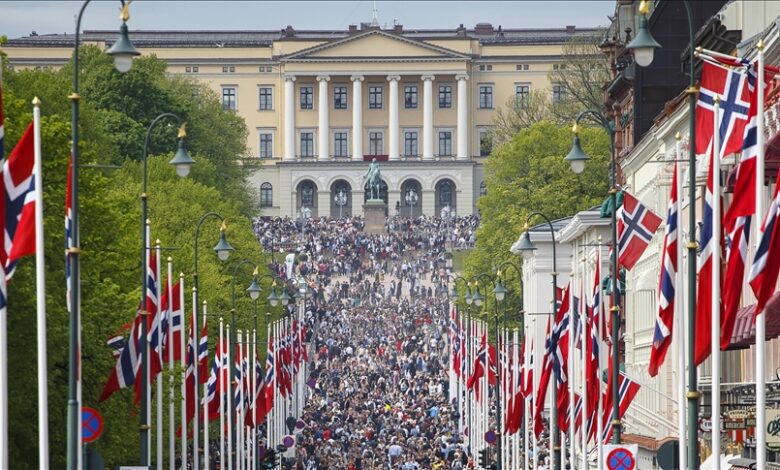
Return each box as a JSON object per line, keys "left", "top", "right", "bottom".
{"left": 138, "top": 113, "right": 194, "bottom": 465}
{"left": 516, "top": 212, "right": 560, "bottom": 470}
{"left": 66, "top": 2, "right": 139, "bottom": 467}
{"left": 405, "top": 187, "right": 419, "bottom": 217}
{"left": 334, "top": 189, "right": 348, "bottom": 219}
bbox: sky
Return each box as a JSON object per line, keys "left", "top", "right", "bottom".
{"left": 0, "top": 1, "right": 613, "bottom": 39}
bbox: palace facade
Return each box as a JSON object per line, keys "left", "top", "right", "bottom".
{"left": 4, "top": 21, "right": 598, "bottom": 217}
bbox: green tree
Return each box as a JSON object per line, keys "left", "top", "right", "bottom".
{"left": 465, "top": 121, "right": 610, "bottom": 314}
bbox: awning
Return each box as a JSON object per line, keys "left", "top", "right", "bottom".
{"left": 725, "top": 291, "right": 780, "bottom": 351}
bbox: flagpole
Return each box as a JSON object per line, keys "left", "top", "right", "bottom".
{"left": 192, "top": 287, "right": 199, "bottom": 470}
{"left": 167, "top": 258, "right": 175, "bottom": 470}
{"left": 568, "top": 258, "right": 576, "bottom": 469}
{"left": 674, "top": 136, "right": 687, "bottom": 470}
{"left": 31, "top": 97, "right": 49, "bottom": 469}
{"left": 251, "top": 327, "right": 257, "bottom": 470}
{"left": 219, "top": 319, "right": 225, "bottom": 470}
{"left": 203, "top": 301, "right": 210, "bottom": 470}
{"left": 227, "top": 324, "right": 233, "bottom": 470}
{"left": 145, "top": 222, "right": 153, "bottom": 463}
{"left": 156, "top": 241, "right": 163, "bottom": 470}
{"left": 581, "top": 254, "right": 588, "bottom": 470}
{"left": 596, "top": 243, "right": 604, "bottom": 470}
{"left": 712, "top": 97, "right": 722, "bottom": 470}
{"left": 754, "top": 39, "right": 767, "bottom": 470}
{"left": 180, "top": 272, "right": 187, "bottom": 470}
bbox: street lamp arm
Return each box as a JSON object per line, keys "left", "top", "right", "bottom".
{"left": 193, "top": 211, "right": 225, "bottom": 275}
{"left": 142, "top": 113, "right": 182, "bottom": 193}
{"left": 574, "top": 109, "right": 611, "bottom": 131}
{"left": 230, "top": 259, "right": 258, "bottom": 310}
{"left": 526, "top": 211, "right": 558, "bottom": 275}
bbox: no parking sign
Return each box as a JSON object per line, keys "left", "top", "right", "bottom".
{"left": 604, "top": 444, "right": 638, "bottom": 470}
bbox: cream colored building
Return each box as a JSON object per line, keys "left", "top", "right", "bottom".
{"left": 4, "top": 22, "right": 598, "bottom": 217}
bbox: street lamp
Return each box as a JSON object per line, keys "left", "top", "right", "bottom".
{"left": 191, "top": 212, "right": 233, "bottom": 467}
{"left": 405, "top": 187, "right": 419, "bottom": 217}
{"left": 627, "top": 1, "right": 701, "bottom": 466}
{"left": 138, "top": 113, "right": 193, "bottom": 465}
{"left": 105, "top": 3, "right": 141, "bottom": 72}
{"left": 517, "top": 212, "right": 560, "bottom": 470}
{"left": 66, "top": 2, "right": 139, "bottom": 467}
{"left": 334, "top": 189, "right": 348, "bottom": 219}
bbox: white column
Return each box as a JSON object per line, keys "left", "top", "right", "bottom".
{"left": 317, "top": 75, "right": 330, "bottom": 161}
{"left": 456, "top": 74, "right": 469, "bottom": 160}
{"left": 351, "top": 75, "right": 364, "bottom": 161}
{"left": 284, "top": 75, "right": 296, "bottom": 161}
{"left": 387, "top": 75, "right": 401, "bottom": 161}
{"left": 422, "top": 75, "right": 435, "bottom": 160}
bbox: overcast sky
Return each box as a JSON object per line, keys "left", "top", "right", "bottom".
{"left": 1, "top": 1, "right": 613, "bottom": 38}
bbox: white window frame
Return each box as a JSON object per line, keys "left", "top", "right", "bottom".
{"left": 258, "top": 85, "right": 274, "bottom": 111}
{"left": 221, "top": 85, "right": 237, "bottom": 111}
{"left": 402, "top": 128, "right": 420, "bottom": 158}
{"left": 437, "top": 128, "right": 454, "bottom": 157}
{"left": 258, "top": 128, "right": 275, "bottom": 159}
{"left": 438, "top": 83, "right": 453, "bottom": 109}
{"left": 299, "top": 129, "right": 316, "bottom": 158}
{"left": 478, "top": 84, "right": 493, "bottom": 109}
{"left": 403, "top": 84, "right": 418, "bottom": 109}
{"left": 332, "top": 129, "right": 350, "bottom": 158}
{"left": 514, "top": 83, "right": 531, "bottom": 108}
{"left": 368, "top": 128, "right": 384, "bottom": 155}
{"left": 333, "top": 86, "right": 348, "bottom": 110}
{"left": 368, "top": 85, "right": 383, "bottom": 109}
{"left": 300, "top": 85, "right": 314, "bottom": 110}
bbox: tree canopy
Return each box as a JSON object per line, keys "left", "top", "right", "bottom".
{"left": 1, "top": 46, "right": 275, "bottom": 468}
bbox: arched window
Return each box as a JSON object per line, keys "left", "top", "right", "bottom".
{"left": 439, "top": 180, "right": 453, "bottom": 207}
{"left": 300, "top": 181, "right": 315, "bottom": 207}
{"left": 260, "top": 182, "right": 273, "bottom": 207}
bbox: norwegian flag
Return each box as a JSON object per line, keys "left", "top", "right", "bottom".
{"left": 694, "top": 152, "right": 724, "bottom": 366}
{"left": 695, "top": 60, "right": 751, "bottom": 159}
{"left": 182, "top": 311, "right": 198, "bottom": 426}
{"left": 649, "top": 163, "right": 679, "bottom": 377}
{"left": 99, "top": 313, "right": 143, "bottom": 402}
{"left": 233, "top": 344, "right": 246, "bottom": 413}
{"left": 532, "top": 319, "right": 551, "bottom": 438}
{"left": 584, "top": 294, "right": 601, "bottom": 442}
{"left": 107, "top": 322, "right": 131, "bottom": 359}
{"left": 205, "top": 338, "right": 227, "bottom": 421}
{"left": 65, "top": 157, "right": 73, "bottom": 313}
{"left": 465, "top": 332, "right": 497, "bottom": 402}
{"left": 263, "top": 332, "right": 275, "bottom": 413}
{"left": 749, "top": 169, "right": 780, "bottom": 317}
{"left": 198, "top": 321, "right": 208, "bottom": 384}
{"left": 549, "top": 286, "right": 571, "bottom": 386}
{"left": 600, "top": 366, "right": 641, "bottom": 444}
{"left": 161, "top": 280, "right": 183, "bottom": 361}
{"left": 134, "top": 250, "right": 159, "bottom": 404}
{"left": 450, "top": 308, "right": 461, "bottom": 377}
{"left": 3, "top": 122, "right": 37, "bottom": 273}
{"left": 616, "top": 191, "right": 662, "bottom": 271}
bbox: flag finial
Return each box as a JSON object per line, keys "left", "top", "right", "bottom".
{"left": 675, "top": 132, "right": 681, "bottom": 141}
{"left": 167, "top": 256, "right": 172, "bottom": 262}
{"left": 178, "top": 122, "right": 187, "bottom": 139}
{"left": 119, "top": 0, "right": 132, "bottom": 21}
{"left": 32, "top": 97, "right": 41, "bottom": 107}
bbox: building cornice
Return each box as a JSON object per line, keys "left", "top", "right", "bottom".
{"left": 556, "top": 210, "right": 610, "bottom": 244}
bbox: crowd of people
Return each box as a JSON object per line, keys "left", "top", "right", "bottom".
{"left": 253, "top": 215, "right": 481, "bottom": 469}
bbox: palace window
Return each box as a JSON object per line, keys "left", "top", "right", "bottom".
{"left": 553, "top": 84, "right": 567, "bottom": 103}
{"left": 404, "top": 85, "right": 418, "bottom": 109}
{"left": 259, "top": 87, "right": 273, "bottom": 110}
{"left": 479, "top": 130, "right": 492, "bottom": 157}
{"left": 259, "top": 132, "right": 273, "bottom": 158}
{"left": 439, "top": 85, "right": 452, "bottom": 108}
{"left": 404, "top": 131, "right": 418, "bottom": 157}
{"left": 438, "top": 131, "right": 452, "bottom": 156}
{"left": 369, "top": 131, "right": 383, "bottom": 155}
{"left": 221, "top": 87, "right": 236, "bottom": 111}
{"left": 300, "top": 86, "right": 313, "bottom": 110}
{"left": 369, "top": 86, "right": 383, "bottom": 109}
{"left": 515, "top": 84, "right": 530, "bottom": 108}
{"left": 300, "top": 132, "right": 314, "bottom": 157}
{"left": 478, "top": 85, "right": 493, "bottom": 109}
{"left": 260, "top": 183, "right": 273, "bottom": 207}
{"left": 334, "top": 86, "right": 348, "bottom": 109}
{"left": 334, "top": 132, "right": 348, "bottom": 157}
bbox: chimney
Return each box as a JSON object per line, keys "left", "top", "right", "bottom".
{"left": 348, "top": 24, "right": 358, "bottom": 34}
{"left": 456, "top": 24, "right": 467, "bottom": 37}
{"left": 394, "top": 24, "right": 403, "bottom": 33}
{"left": 284, "top": 25, "right": 295, "bottom": 37}
{"left": 474, "top": 23, "right": 494, "bottom": 35}
{"left": 566, "top": 25, "right": 576, "bottom": 34}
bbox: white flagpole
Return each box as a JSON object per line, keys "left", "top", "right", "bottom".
{"left": 180, "top": 272, "right": 187, "bottom": 470}
{"left": 755, "top": 39, "right": 767, "bottom": 470}
{"left": 674, "top": 136, "right": 687, "bottom": 470}
{"left": 252, "top": 327, "right": 257, "bottom": 470}
{"left": 712, "top": 96, "right": 722, "bottom": 469}
{"left": 568, "top": 258, "right": 576, "bottom": 469}
{"left": 523, "top": 329, "right": 530, "bottom": 470}
{"left": 227, "top": 323, "right": 233, "bottom": 470}
{"left": 146, "top": 222, "right": 153, "bottom": 460}
{"left": 581, "top": 255, "right": 588, "bottom": 470}
{"left": 203, "top": 301, "right": 210, "bottom": 470}
{"left": 167, "top": 258, "right": 175, "bottom": 470}
{"left": 238, "top": 330, "right": 244, "bottom": 469}
{"left": 32, "top": 97, "right": 49, "bottom": 469}
{"left": 219, "top": 319, "right": 225, "bottom": 470}
{"left": 156, "top": 241, "right": 163, "bottom": 470}
{"left": 513, "top": 329, "right": 520, "bottom": 470}
{"left": 266, "top": 322, "right": 272, "bottom": 462}
{"left": 596, "top": 242, "right": 604, "bottom": 470}
{"left": 192, "top": 287, "right": 199, "bottom": 470}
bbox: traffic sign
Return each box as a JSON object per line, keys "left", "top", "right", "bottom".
{"left": 81, "top": 407, "right": 104, "bottom": 444}
{"left": 484, "top": 430, "right": 496, "bottom": 444}
{"left": 604, "top": 445, "right": 638, "bottom": 470}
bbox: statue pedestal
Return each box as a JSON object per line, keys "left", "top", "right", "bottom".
{"left": 362, "top": 200, "right": 387, "bottom": 234}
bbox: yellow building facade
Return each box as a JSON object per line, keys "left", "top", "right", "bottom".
{"left": 5, "top": 23, "right": 597, "bottom": 217}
